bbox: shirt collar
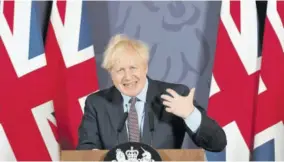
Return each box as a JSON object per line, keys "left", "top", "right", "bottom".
{"left": 121, "top": 78, "right": 148, "bottom": 103}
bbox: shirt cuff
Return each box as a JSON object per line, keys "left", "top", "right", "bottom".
{"left": 184, "top": 107, "right": 202, "bottom": 133}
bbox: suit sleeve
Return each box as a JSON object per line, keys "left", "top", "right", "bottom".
{"left": 183, "top": 106, "right": 202, "bottom": 132}
{"left": 76, "top": 96, "right": 103, "bottom": 150}
{"left": 182, "top": 86, "right": 227, "bottom": 152}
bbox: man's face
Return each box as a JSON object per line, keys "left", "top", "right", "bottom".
{"left": 110, "top": 49, "right": 148, "bottom": 97}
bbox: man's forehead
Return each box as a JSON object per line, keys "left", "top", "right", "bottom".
{"left": 113, "top": 60, "right": 140, "bottom": 67}
{"left": 112, "top": 58, "right": 146, "bottom": 68}
{"left": 114, "top": 54, "right": 143, "bottom": 63}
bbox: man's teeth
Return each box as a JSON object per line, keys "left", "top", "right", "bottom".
{"left": 124, "top": 83, "right": 136, "bottom": 87}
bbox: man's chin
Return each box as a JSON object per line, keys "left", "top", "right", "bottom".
{"left": 121, "top": 89, "right": 139, "bottom": 97}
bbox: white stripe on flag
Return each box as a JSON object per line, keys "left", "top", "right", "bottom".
{"left": 0, "top": 124, "right": 16, "bottom": 161}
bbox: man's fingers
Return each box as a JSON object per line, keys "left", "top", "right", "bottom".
{"left": 165, "top": 107, "right": 173, "bottom": 113}
{"left": 162, "top": 101, "right": 172, "bottom": 107}
{"left": 188, "top": 88, "right": 196, "bottom": 97}
{"left": 161, "top": 94, "right": 174, "bottom": 102}
{"left": 166, "top": 88, "right": 179, "bottom": 98}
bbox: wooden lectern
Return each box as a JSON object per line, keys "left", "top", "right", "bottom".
{"left": 61, "top": 149, "right": 205, "bottom": 161}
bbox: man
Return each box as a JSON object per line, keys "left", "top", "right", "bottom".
{"left": 77, "top": 34, "right": 227, "bottom": 152}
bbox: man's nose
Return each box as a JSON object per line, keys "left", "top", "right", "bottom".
{"left": 124, "top": 70, "right": 132, "bottom": 80}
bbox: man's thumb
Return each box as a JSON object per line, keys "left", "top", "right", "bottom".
{"left": 188, "top": 88, "right": 196, "bottom": 97}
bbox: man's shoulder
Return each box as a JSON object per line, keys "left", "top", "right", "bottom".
{"left": 85, "top": 86, "right": 116, "bottom": 102}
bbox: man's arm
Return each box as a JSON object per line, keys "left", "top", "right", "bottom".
{"left": 183, "top": 106, "right": 202, "bottom": 132}
{"left": 175, "top": 85, "right": 226, "bottom": 152}
{"left": 184, "top": 100, "right": 227, "bottom": 152}
{"left": 76, "top": 96, "right": 103, "bottom": 150}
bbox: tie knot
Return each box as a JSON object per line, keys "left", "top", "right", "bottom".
{"left": 129, "top": 97, "right": 138, "bottom": 105}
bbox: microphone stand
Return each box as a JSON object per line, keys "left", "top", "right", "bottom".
{"left": 148, "top": 111, "right": 155, "bottom": 147}
{"left": 150, "top": 130, "right": 154, "bottom": 147}
{"left": 116, "top": 112, "right": 128, "bottom": 146}
{"left": 116, "top": 131, "right": 120, "bottom": 146}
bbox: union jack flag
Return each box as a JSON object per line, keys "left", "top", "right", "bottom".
{"left": 45, "top": 0, "right": 99, "bottom": 150}
{"left": 0, "top": 0, "right": 99, "bottom": 160}
{"left": 252, "top": 0, "right": 284, "bottom": 160}
{"left": 206, "top": 0, "right": 284, "bottom": 160}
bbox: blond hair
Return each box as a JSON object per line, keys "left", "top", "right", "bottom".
{"left": 101, "top": 34, "right": 150, "bottom": 71}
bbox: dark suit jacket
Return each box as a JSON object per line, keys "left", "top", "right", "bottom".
{"left": 77, "top": 78, "right": 227, "bottom": 152}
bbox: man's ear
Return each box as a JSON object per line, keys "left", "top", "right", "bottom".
{"left": 143, "top": 62, "right": 148, "bottom": 73}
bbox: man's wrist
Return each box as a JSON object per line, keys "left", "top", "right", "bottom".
{"left": 183, "top": 107, "right": 202, "bottom": 132}
{"left": 182, "top": 105, "right": 195, "bottom": 119}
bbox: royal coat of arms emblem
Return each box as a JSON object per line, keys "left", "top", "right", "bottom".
{"left": 112, "top": 146, "right": 155, "bottom": 162}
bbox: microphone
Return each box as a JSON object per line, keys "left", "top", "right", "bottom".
{"left": 116, "top": 112, "right": 128, "bottom": 145}
{"left": 148, "top": 111, "right": 155, "bottom": 147}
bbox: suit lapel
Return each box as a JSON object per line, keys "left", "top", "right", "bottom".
{"left": 141, "top": 78, "right": 161, "bottom": 147}
{"left": 106, "top": 87, "right": 128, "bottom": 144}
{"left": 141, "top": 102, "right": 151, "bottom": 145}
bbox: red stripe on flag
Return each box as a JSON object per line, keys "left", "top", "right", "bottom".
{"left": 277, "top": 2, "right": 284, "bottom": 22}
{"left": 230, "top": 1, "right": 241, "bottom": 32}
{"left": 48, "top": 120, "right": 59, "bottom": 143}
{"left": 56, "top": 0, "right": 67, "bottom": 25}
{"left": 3, "top": 0, "right": 14, "bottom": 34}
